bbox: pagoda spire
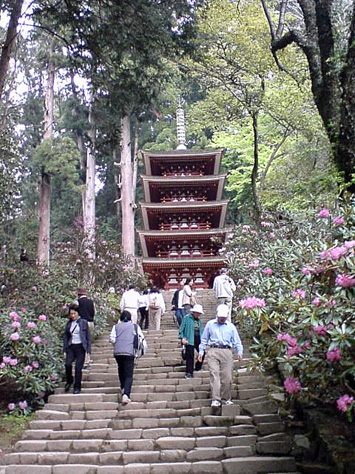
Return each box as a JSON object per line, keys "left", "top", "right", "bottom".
{"left": 176, "top": 98, "right": 187, "bottom": 150}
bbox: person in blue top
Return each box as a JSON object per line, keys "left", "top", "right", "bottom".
{"left": 179, "top": 304, "right": 205, "bottom": 379}
{"left": 198, "top": 304, "right": 243, "bottom": 407}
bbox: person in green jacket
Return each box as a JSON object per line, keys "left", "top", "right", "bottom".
{"left": 179, "top": 304, "right": 205, "bottom": 378}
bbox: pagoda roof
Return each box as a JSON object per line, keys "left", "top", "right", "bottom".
{"left": 141, "top": 256, "right": 226, "bottom": 268}
{"left": 141, "top": 148, "right": 225, "bottom": 176}
{"left": 141, "top": 174, "right": 227, "bottom": 202}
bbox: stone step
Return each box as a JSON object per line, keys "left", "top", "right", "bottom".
{"left": 4, "top": 456, "right": 297, "bottom": 473}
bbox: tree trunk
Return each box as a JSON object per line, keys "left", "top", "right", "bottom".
{"left": 84, "top": 102, "right": 96, "bottom": 261}
{"left": 120, "top": 114, "right": 135, "bottom": 256}
{"left": 0, "top": 0, "right": 24, "bottom": 102}
{"left": 251, "top": 112, "right": 261, "bottom": 224}
{"left": 113, "top": 148, "right": 122, "bottom": 231}
{"left": 37, "top": 37, "right": 55, "bottom": 266}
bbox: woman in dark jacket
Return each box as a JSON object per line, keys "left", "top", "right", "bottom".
{"left": 63, "top": 304, "right": 91, "bottom": 394}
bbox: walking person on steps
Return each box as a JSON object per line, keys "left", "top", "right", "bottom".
{"left": 179, "top": 304, "right": 205, "bottom": 379}
{"left": 63, "top": 304, "right": 91, "bottom": 395}
{"left": 148, "top": 287, "right": 165, "bottom": 330}
{"left": 198, "top": 304, "right": 243, "bottom": 407}
{"left": 110, "top": 310, "right": 147, "bottom": 404}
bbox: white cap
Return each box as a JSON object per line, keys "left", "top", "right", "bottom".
{"left": 216, "top": 305, "right": 229, "bottom": 318}
{"left": 191, "top": 304, "right": 204, "bottom": 314}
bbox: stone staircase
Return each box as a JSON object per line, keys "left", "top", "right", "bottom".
{"left": 2, "top": 290, "right": 299, "bottom": 474}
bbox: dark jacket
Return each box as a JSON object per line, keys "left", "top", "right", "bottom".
{"left": 63, "top": 318, "right": 91, "bottom": 353}
{"left": 78, "top": 296, "right": 95, "bottom": 322}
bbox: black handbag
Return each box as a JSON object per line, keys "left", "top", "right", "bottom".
{"left": 181, "top": 345, "right": 187, "bottom": 361}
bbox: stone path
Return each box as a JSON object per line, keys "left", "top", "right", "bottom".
{"left": 2, "top": 290, "right": 299, "bottom": 473}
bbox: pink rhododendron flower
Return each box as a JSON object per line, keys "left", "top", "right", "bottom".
{"left": 269, "top": 232, "right": 276, "bottom": 239}
{"left": 336, "top": 274, "right": 355, "bottom": 288}
{"left": 313, "top": 325, "right": 328, "bottom": 336}
{"left": 292, "top": 289, "right": 306, "bottom": 300}
{"left": 239, "top": 297, "right": 266, "bottom": 310}
{"left": 261, "top": 221, "right": 272, "bottom": 227}
{"left": 302, "top": 266, "right": 313, "bottom": 276}
{"left": 312, "top": 297, "right": 321, "bottom": 307}
{"left": 344, "top": 240, "right": 355, "bottom": 250}
{"left": 329, "top": 247, "right": 347, "bottom": 260}
{"left": 287, "top": 345, "right": 302, "bottom": 358}
{"left": 26, "top": 322, "right": 36, "bottom": 329}
{"left": 10, "top": 332, "right": 20, "bottom": 341}
{"left": 8, "top": 403, "right": 15, "bottom": 411}
{"left": 242, "top": 225, "right": 250, "bottom": 234}
{"left": 24, "top": 365, "right": 33, "bottom": 373}
{"left": 336, "top": 394, "right": 354, "bottom": 413}
{"left": 32, "top": 336, "right": 41, "bottom": 344}
{"left": 277, "top": 334, "right": 284, "bottom": 342}
{"left": 11, "top": 321, "right": 21, "bottom": 329}
{"left": 303, "top": 341, "right": 311, "bottom": 349}
{"left": 263, "top": 267, "right": 273, "bottom": 276}
{"left": 31, "top": 285, "right": 37, "bottom": 292}
{"left": 284, "top": 376, "right": 302, "bottom": 395}
{"left": 9, "top": 358, "right": 18, "bottom": 366}
{"left": 320, "top": 250, "right": 329, "bottom": 260}
{"left": 327, "top": 347, "right": 341, "bottom": 362}
{"left": 9, "top": 312, "right": 20, "bottom": 321}
{"left": 2, "top": 356, "right": 11, "bottom": 364}
{"left": 38, "top": 314, "right": 47, "bottom": 321}
{"left": 19, "top": 401, "right": 27, "bottom": 410}
{"left": 31, "top": 361, "right": 39, "bottom": 369}
{"left": 277, "top": 333, "right": 298, "bottom": 346}
{"left": 50, "top": 373, "right": 58, "bottom": 381}
{"left": 20, "top": 308, "right": 27, "bottom": 313}
{"left": 333, "top": 216, "right": 344, "bottom": 226}
{"left": 319, "top": 208, "right": 330, "bottom": 218}
{"left": 314, "top": 266, "right": 325, "bottom": 275}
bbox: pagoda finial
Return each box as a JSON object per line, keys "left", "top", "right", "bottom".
{"left": 176, "top": 97, "right": 187, "bottom": 150}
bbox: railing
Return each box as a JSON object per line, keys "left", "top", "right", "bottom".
{"left": 158, "top": 223, "right": 212, "bottom": 231}
{"left": 155, "top": 250, "right": 218, "bottom": 259}
{"left": 160, "top": 197, "right": 207, "bottom": 203}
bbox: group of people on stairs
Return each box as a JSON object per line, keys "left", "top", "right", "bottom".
{"left": 62, "top": 268, "right": 243, "bottom": 409}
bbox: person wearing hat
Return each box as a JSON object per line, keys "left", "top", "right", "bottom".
{"left": 198, "top": 304, "right": 243, "bottom": 407}
{"left": 179, "top": 304, "right": 205, "bottom": 379}
{"left": 77, "top": 288, "right": 95, "bottom": 367}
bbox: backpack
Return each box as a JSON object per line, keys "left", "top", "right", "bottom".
{"left": 133, "top": 324, "right": 146, "bottom": 358}
{"left": 149, "top": 294, "right": 160, "bottom": 310}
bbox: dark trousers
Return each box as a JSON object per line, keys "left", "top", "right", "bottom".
{"left": 65, "top": 344, "right": 85, "bottom": 390}
{"left": 186, "top": 334, "right": 205, "bottom": 375}
{"left": 115, "top": 355, "right": 135, "bottom": 397}
{"left": 139, "top": 307, "right": 149, "bottom": 330}
{"left": 175, "top": 308, "right": 185, "bottom": 326}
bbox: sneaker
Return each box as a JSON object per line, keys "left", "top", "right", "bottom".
{"left": 211, "top": 399, "right": 221, "bottom": 407}
{"left": 122, "top": 394, "right": 131, "bottom": 404}
{"left": 185, "top": 373, "right": 193, "bottom": 379}
{"left": 224, "top": 399, "right": 234, "bottom": 406}
{"left": 73, "top": 389, "right": 81, "bottom": 394}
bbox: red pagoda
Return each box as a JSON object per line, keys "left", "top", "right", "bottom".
{"left": 138, "top": 105, "right": 230, "bottom": 289}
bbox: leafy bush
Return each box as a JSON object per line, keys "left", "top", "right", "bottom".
{"left": 225, "top": 195, "right": 355, "bottom": 421}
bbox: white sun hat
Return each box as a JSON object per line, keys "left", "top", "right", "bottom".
{"left": 191, "top": 304, "right": 204, "bottom": 314}
{"left": 216, "top": 304, "right": 229, "bottom": 318}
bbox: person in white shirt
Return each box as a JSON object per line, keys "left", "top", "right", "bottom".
{"left": 120, "top": 285, "right": 140, "bottom": 324}
{"left": 148, "top": 288, "right": 166, "bottom": 330}
{"left": 212, "top": 268, "right": 236, "bottom": 321}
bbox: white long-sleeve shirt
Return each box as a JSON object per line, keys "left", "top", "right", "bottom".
{"left": 120, "top": 289, "right": 140, "bottom": 312}
{"left": 213, "top": 274, "right": 236, "bottom": 298}
{"left": 148, "top": 292, "right": 166, "bottom": 313}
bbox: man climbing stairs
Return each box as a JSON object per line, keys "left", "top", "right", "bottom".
{"left": 2, "top": 290, "right": 299, "bottom": 473}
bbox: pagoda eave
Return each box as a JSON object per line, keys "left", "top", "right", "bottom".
{"left": 142, "top": 256, "right": 226, "bottom": 268}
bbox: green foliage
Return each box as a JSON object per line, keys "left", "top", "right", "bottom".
{"left": 225, "top": 196, "right": 355, "bottom": 419}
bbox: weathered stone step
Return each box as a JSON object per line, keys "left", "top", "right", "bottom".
{"left": 5, "top": 456, "right": 297, "bottom": 473}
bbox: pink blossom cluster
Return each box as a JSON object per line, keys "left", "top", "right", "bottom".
{"left": 11, "top": 321, "right": 21, "bottom": 329}
{"left": 333, "top": 216, "right": 344, "bottom": 226}
{"left": 32, "top": 335, "right": 42, "bottom": 344}
{"left": 336, "top": 394, "right": 354, "bottom": 413}
{"left": 263, "top": 267, "right": 273, "bottom": 276}
{"left": 277, "top": 333, "right": 298, "bottom": 346}
{"left": 24, "top": 365, "right": 33, "bottom": 373}
{"left": 27, "top": 322, "right": 36, "bottom": 329}
{"left": 8, "top": 403, "right": 15, "bottom": 411}
{"left": 319, "top": 208, "right": 330, "bottom": 218}
{"left": 287, "top": 345, "right": 302, "bottom": 358}
{"left": 284, "top": 376, "right": 302, "bottom": 395}
{"left": 292, "top": 289, "right": 306, "bottom": 300}
{"left": 19, "top": 401, "right": 27, "bottom": 410}
{"left": 320, "top": 246, "right": 347, "bottom": 261}
{"left": 10, "top": 332, "right": 20, "bottom": 341}
{"left": 344, "top": 240, "right": 355, "bottom": 250}
{"left": 242, "top": 225, "right": 251, "bottom": 234}
{"left": 335, "top": 274, "right": 355, "bottom": 288}
{"left": 313, "top": 325, "right": 328, "bottom": 336}
{"left": 9, "top": 311, "right": 21, "bottom": 322}
{"left": 312, "top": 297, "right": 321, "bottom": 307}
{"left": 261, "top": 221, "right": 273, "bottom": 227}
{"left": 269, "top": 232, "right": 276, "bottom": 239}
{"left": 2, "top": 356, "right": 18, "bottom": 366}
{"left": 239, "top": 297, "right": 266, "bottom": 310}
{"left": 38, "top": 314, "right": 47, "bottom": 321}
{"left": 326, "top": 347, "right": 341, "bottom": 362}
{"left": 32, "top": 361, "right": 39, "bottom": 368}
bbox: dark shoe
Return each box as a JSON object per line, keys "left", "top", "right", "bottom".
{"left": 185, "top": 373, "right": 193, "bottom": 379}
{"left": 64, "top": 383, "right": 72, "bottom": 393}
{"left": 194, "top": 367, "right": 202, "bottom": 372}
{"left": 73, "top": 389, "right": 81, "bottom": 394}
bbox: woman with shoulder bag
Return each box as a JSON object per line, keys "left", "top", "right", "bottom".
{"left": 148, "top": 287, "right": 166, "bottom": 330}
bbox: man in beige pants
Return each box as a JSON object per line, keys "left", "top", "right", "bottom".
{"left": 198, "top": 304, "right": 243, "bottom": 407}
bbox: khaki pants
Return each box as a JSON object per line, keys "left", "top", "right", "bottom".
{"left": 124, "top": 308, "right": 138, "bottom": 324}
{"left": 207, "top": 347, "right": 234, "bottom": 402}
{"left": 149, "top": 307, "right": 162, "bottom": 330}
{"left": 85, "top": 322, "right": 95, "bottom": 366}
{"left": 217, "top": 297, "right": 232, "bottom": 321}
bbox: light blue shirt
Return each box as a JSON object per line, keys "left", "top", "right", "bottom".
{"left": 199, "top": 319, "right": 243, "bottom": 356}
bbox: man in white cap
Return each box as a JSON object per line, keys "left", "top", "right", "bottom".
{"left": 198, "top": 304, "right": 243, "bottom": 407}
{"left": 179, "top": 304, "right": 205, "bottom": 379}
